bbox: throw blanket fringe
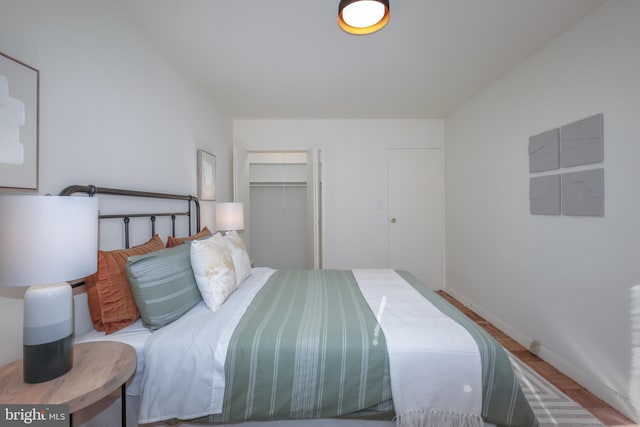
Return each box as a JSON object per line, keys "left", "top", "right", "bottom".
{"left": 395, "top": 410, "right": 484, "bottom": 427}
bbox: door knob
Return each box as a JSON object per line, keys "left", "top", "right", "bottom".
{"left": 390, "top": 217, "right": 397, "bottom": 223}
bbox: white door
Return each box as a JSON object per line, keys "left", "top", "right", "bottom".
{"left": 388, "top": 148, "right": 444, "bottom": 290}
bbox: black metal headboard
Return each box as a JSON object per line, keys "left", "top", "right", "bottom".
{"left": 59, "top": 185, "right": 201, "bottom": 249}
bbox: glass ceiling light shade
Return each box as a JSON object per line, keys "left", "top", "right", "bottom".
{"left": 338, "top": 0, "right": 390, "bottom": 35}
{"left": 0, "top": 195, "right": 98, "bottom": 383}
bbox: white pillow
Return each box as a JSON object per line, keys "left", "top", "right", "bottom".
{"left": 223, "top": 230, "right": 252, "bottom": 286}
{"left": 190, "top": 233, "right": 237, "bottom": 311}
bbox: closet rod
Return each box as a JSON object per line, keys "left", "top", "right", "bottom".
{"left": 250, "top": 182, "right": 307, "bottom": 189}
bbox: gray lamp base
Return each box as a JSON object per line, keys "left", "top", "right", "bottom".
{"left": 23, "top": 334, "right": 73, "bottom": 383}
{"left": 22, "top": 282, "right": 74, "bottom": 384}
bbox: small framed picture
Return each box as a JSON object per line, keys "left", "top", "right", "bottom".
{"left": 0, "top": 52, "right": 39, "bottom": 192}
{"left": 197, "top": 149, "right": 216, "bottom": 201}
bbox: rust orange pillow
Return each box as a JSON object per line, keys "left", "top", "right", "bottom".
{"left": 86, "top": 235, "right": 165, "bottom": 334}
{"left": 165, "top": 226, "right": 212, "bottom": 248}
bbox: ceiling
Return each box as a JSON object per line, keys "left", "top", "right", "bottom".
{"left": 120, "top": 0, "right": 605, "bottom": 119}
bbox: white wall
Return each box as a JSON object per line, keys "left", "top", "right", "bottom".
{"left": 234, "top": 119, "right": 444, "bottom": 270}
{"left": 0, "top": 0, "right": 232, "bottom": 365}
{"left": 445, "top": 0, "right": 640, "bottom": 420}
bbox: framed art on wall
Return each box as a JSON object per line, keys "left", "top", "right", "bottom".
{"left": 0, "top": 52, "right": 39, "bottom": 192}
{"left": 197, "top": 149, "right": 216, "bottom": 201}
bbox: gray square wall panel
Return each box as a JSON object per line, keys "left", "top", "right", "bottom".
{"left": 529, "top": 128, "right": 560, "bottom": 173}
{"left": 560, "top": 113, "right": 604, "bottom": 167}
{"left": 562, "top": 168, "right": 604, "bottom": 217}
{"left": 530, "top": 174, "right": 561, "bottom": 215}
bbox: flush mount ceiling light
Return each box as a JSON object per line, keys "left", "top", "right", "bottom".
{"left": 338, "top": 0, "right": 390, "bottom": 35}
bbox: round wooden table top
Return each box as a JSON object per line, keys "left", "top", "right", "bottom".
{"left": 0, "top": 341, "right": 136, "bottom": 413}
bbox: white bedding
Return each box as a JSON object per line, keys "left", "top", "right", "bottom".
{"left": 75, "top": 268, "right": 499, "bottom": 427}
{"left": 138, "top": 267, "right": 275, "bottom": 423}
{"left": 353, "top": 269, "right": 483, "bottom": 427}
{"left": 75, "top": 317, "right": 151, "bottom": 396}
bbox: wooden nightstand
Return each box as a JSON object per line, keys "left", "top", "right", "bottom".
{"left": 0, "top": 341, "right": 136, "bottom": 426}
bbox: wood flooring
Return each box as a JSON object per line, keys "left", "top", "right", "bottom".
{"left": 437, "top": 291, "right": 635, "bottom": 427}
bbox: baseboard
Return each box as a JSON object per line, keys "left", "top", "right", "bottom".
{"left": 443, "top": 287, "right": 532, "bottom": 351}
{"left": 444, "top": 287, "right": 639, "bottom": 423}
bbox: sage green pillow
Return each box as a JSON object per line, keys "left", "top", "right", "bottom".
{"left": 126, "top": 244, "right": 202, "bottom": 330}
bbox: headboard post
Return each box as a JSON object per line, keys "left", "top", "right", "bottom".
{"left": 123, "top": 217, "right": 131, "bottom": 248}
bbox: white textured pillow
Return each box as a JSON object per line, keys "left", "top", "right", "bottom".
{"left": 190, "top": 233, "right": 237, "bottom": 311}
{"left": 223, "top": 230, "right": 252, "bottom": 286}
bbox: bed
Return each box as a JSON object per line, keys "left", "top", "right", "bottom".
{"left": 62, "top": 185, "right": 538, "bottom": 427}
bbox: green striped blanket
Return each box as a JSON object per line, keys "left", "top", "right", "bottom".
{"left": 189, "top": 269, "right": 537, "bottom": 426}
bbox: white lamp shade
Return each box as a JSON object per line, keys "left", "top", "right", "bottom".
{"left": 0, "top": 195, "right": 99, "bottom": 287}
{"left": 216, "top": 202, "right": 244, "bottom": 232}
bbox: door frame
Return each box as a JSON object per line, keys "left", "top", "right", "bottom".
{"left": 234, "top": 147, "right": 324, "bottom": 269}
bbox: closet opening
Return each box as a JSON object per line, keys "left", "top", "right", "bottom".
{"left": 247, "top": 150, "right": 322, "bottom": 269}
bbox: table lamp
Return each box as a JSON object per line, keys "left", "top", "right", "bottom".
{"left": 0, "top": 195, "right": 98, "bottom": 383}
{"left": 215, "top": 202, "right": 244, "bottom": 234}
